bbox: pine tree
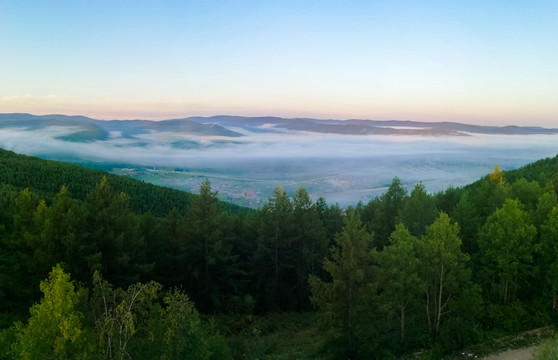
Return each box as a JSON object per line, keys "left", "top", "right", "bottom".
{"left": 255, "top": 185, "right": 296, "bottom": 310}
{"left": 183, "top": 179, "right": 235, "bottom": 312}
{"left": 309, "top": 211, "right": 376, "bottom": 356}
{"left": 292, "top": 187, "right": 328, "bottom": 309}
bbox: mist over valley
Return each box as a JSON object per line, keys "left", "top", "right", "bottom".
{"left": 2, "top": 113, "right": 558, "bottom": 207}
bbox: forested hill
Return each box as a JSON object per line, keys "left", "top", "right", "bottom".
{"left": 0, "top": 148, "right": 248, "bottom": 216}
{"left": 3, "top": 146, "right": 558, "bottom": 359}
{"left": 502, "top": 154, "right": 558, "bottom": 185}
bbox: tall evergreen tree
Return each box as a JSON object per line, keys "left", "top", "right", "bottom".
{"left": 39, "top": 187, "right": 87, "bottom": 281}
{"left": 367, "top": 177, "right": 407, "bottom": 249}
{"left": 255, "top": 185, "right": 295, "bottom": 310}
{"left": 183, "top": 179, "right": 236, "bottom": 312}
{"left": 292, "top": 187, "right": 328, "bottom": 309}
{"left": 309, "top": 211, "right": 377, "bottom": 357}
{"left": 451, "top": 191, "right": 481, "bottom": 255}
{"left": 84, "top": 176, "right": 151, "bottom": 287}
{"left": 1, "top": 189, "right": 42, "bottom": 320}
{"left": 157, "top": 207, "right": 186, "bottom": 288}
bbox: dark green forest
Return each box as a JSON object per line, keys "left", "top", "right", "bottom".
{"left": 2, "top": 147, "right": 558, "bottom": 359}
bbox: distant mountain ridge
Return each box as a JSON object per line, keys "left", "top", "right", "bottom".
{"left": 1, "top": 113, "right": 557, "bottom": 142}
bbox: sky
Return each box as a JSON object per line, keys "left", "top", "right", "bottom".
{"left": 1, "top": 0, "right": 557, "bottom": 126}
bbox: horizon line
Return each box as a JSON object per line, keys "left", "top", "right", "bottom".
{"left": 1, "top": 112, "right": 556, "bottom": 129}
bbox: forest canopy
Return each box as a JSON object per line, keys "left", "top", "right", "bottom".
{"left": 2, "top": 148, "right": 558, "bottom": 359}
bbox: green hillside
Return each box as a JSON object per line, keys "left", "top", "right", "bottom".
{"left": 0, "top": 148, "right": 248, "bottom": 217}
{"left": 2, "top": 148, "right": 558, "bottom": 359}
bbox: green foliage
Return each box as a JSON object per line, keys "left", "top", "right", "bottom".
{"left": 399, "top": 182, "right": 438, "bottom": 237}
{"left": 418, "top": 212, "right": 473, "bottom": 338}
{"left": 535, "top": 191, "right": 557, "bottom": 229}
{"left": 5, "top": 147, "right": 558, "bottom": 357}
{"left": 309, "top": 211, "right": 377, "bottom": 357}
{"left": 533, "top": 335, "right": 558, "bottom": 360}
{"left": 91, "top": 271, "right": 162, "bottom": 360}
{"left": 478, "top": 199, "right": 537, "bottom": 304}
{"left": 13, "top": 264, "right": 94, "bottom": 360}
{"left": 541, "top": 205, "right": 558, "bottom": 299}
{"left": 363, "top": 177, "right": 407, "bottom": 249}
{"left": 90, "top": 271, "right": 230, "bottom": 360}
{"left": 0, "top": 148, "right": 247, "bottom": 217}
{"left": 292, "top": 187, "right": 329, "bottom": 309}
{"left": 182, "top": 179, "right": 239, "bottom": 312}
{"left": 480, "top": 301, "right": 537, "bottom": 333}
{"left": 451, "top": 191, "right": 481, "bottom": 255}
{"left": 376, "top": 224, "right": 423, "bottom": 344}
{"left": 0, "top": 326, "right": 17, "bottom": 360}
{"left": 504, "top": 154, "right": 558, "bottom": 186}
{"left": 510, "top": 178, "right": 543, "bottom": 211}
{"left": 84, "top": 177, "right": 153, "bottom": 287}
{"left": 255, "top": 185, "right": 296, "bottom": 310}
{"left": 160, "top": 289, "right": 210, "bottom": 360}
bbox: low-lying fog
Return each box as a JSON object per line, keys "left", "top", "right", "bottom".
{"left": 2, "top": 126, "right": 558, "bottom": 207}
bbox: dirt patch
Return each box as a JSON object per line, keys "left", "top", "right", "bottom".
{"left": 481, "top": 346, "right": 535, "bottom": 360}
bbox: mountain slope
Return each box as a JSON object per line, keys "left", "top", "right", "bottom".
{"left": 0, "top": 113, "right": 243, "bottom": 141}
{"left": 1, "top": 113, "right": 556, "bottom": 140}
{"left": 0, "top": 148, "right": 249, "bottom": 216}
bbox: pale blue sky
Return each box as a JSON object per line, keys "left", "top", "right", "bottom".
{"left": 1, "top": 1, "right": 557, "bottom": 125}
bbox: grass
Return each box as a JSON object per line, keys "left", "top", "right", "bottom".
{"left": 212, "top": 312, "right": 330, "bottom": 360}
{"left": 447, "top": 326, "right": 555, "bottom": 359}
{"left": 212, "top": 311, "right": 556, "bottom": 360}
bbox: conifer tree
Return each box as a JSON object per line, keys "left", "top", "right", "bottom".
{"left": 292, "top": 187, "right": 328, "bottom": 309}
{"left": 309, "top": 211, "right": 376, "bottom": 356}
{"left": 255, "top": 185, "right": 295, "bottom": 310}
{"left": 183, "top": 179, "right": 235, "bottom": 312}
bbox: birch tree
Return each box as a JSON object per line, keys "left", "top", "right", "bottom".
{"left": 418, "top": 212, "right": 469, "bottom": 337}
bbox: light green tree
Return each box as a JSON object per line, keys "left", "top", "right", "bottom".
{"left": 534, "top": 191, "right": 557, "bottom": 229}
{"left": 376, "top": 224, "right": 423, "bottom": 342}
{"left": 418, "top": 212, "right": 470, "bottom": 337}
{"left": 478, "top": 199, "right": 537, "bottom": 304}
{"left": 14, "top": 264, "right": 94, "bottom": 360}
{"left": 509, "top": 178, "right": 543, "bottom": 212}
{"left": 160, "top": 289, "right": 210, "bottom": 360}
{"left": 92, "top": 271, "right": 161, "bottom": 360}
